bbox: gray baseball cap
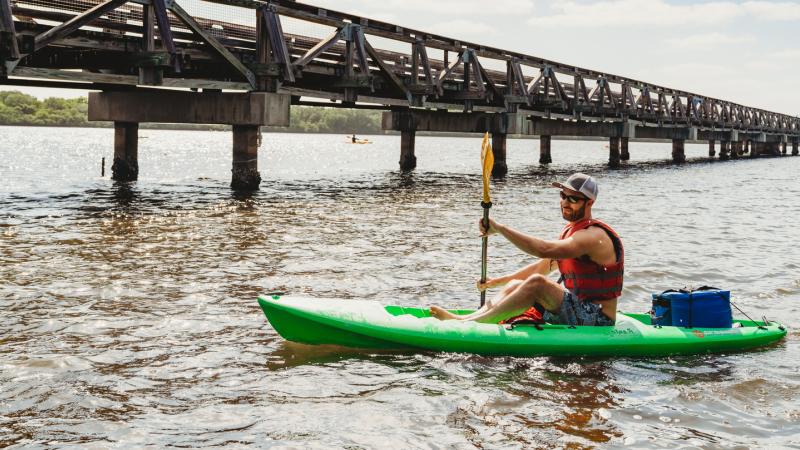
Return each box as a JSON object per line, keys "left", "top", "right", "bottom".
{"left": 552, "top": 173, "right": 598, "bottom": 200}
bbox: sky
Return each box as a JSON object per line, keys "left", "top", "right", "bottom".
{"left": 4, "top": 0, "right": 799, "bottom": 117}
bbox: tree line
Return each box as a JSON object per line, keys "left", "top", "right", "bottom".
{"left": 0, "top": 91, "right": 92, "bottom": 127}
{"left": 0, "top": 90, "right": 383, "bottom": 133}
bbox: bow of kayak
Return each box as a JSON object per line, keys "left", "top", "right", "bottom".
{"left": 257, "top": 295, "right": 787, "bottom": 357}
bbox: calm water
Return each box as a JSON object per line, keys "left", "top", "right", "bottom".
{"left": 1, "top": 126, "right": 798, "bottom": 448}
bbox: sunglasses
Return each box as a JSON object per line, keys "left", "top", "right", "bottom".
{"left": 559, "top": 191, "right": 587, "bottom": 204}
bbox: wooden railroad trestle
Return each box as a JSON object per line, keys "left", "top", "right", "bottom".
{"left": 1, "top": 0, "right": 798, "bottom": 188}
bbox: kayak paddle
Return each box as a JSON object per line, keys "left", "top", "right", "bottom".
{"left": 480, "top": 132, "right": 494, "bottom": 307}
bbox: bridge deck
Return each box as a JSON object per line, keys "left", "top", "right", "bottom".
{"left": 2, "top": 0, "right": 798, "bottom": 137}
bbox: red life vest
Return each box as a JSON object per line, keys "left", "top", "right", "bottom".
{"left": 556, "top": 218, "right": 624, "bottom": 301}
{"left": 499, "top": 218, "right": 623, "bottom": 324}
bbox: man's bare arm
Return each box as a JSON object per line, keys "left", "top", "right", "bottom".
{"left": 487, "top": 220, "right": 604, "bottom": 260}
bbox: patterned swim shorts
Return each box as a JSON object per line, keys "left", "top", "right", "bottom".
{"left": 542, "top": 290, "right": 615, "bottom": 326}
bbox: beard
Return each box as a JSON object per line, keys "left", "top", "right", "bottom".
{"left": 561, "top": 203, "right": 587, "bottom": 222}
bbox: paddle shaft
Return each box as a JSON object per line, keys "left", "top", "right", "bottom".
{"left": 480, "top": 203, "right": 491, "bottom": 307}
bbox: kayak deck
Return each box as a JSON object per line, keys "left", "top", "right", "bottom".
{"left": 257, "top": 295, "right": 787, "bottom": 357}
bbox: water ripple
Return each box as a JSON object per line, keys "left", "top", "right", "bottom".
{"left": 1, "top": 128, "right": 798, "bottom": 448}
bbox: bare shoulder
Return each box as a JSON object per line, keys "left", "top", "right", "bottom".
{"left": 571, "top": 225, "right": 609, "bottom": 243}
{"left": 578, "top": 225, "right": 617, "bottom": 264}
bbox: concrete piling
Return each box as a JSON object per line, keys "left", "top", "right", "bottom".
{"left": 539, "top": 135, "right": 552, "bottom": 164}
{"left": 399, "top": 130, "right": 417, "bottom": 171}
{"left": 731, "top": 141, "right": 740, "bottom": 159}
{"left": 793, "top": 141, "right": 798, "bottom": 156}
{"left": 608, "top": 137, "right": 621, "bottom": 168}
{"left": 672, "top": 139, "right": 685, "bottom": 163}
{"left": 491, "top": 133, "right": 508, "bottom": 177}
{"left": 112, "top": 121, "right": 139, "bottom": 181}
{"left": 708, "top": 140, "right": 715, "bottom": 158}
{"left": 719, "top": 141, "right": 730, "bottom": 160}
{"left": 231, "top": 125, "right": 261, "bottom": 190}
{"left": 620, "top": 137, "right": 630, "bottom": 161}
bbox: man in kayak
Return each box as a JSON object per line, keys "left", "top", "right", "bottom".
{"left": 430, "top": 173, "right": 623, "bottom": 326}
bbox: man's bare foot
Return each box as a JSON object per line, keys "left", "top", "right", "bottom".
{"left": 430, "top": 306, "right": 463, "bottom": 321}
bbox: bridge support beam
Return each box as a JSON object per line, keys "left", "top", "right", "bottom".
{"left": 636, "top": 125, "right": 695, "bottom": 141}
{"left": 530, "top": 118, "right": 618, "bottom": 138}
{"left": 781, "top": 142, "right": 787, "bottom": 155}
{"left": 382, "top": 110, "right": 525, "bottom": 135}
{"left": 112, "top": 122, "right": 139, "bottom": 181}
{"left": 608, "top": 137, "right": 620, "bottom": 168}
{"left": 671, "top": 139, "right": 685, "bottom": 163}
{"left": 793, "top": 141, "right": 798, "bottom": 156}
{"left": 138, "top": 4, "right": 164, "bottom": 86}
{"left": 89, "top": 91, "right": 289, "bottom": 190}
{"left": 539, "top": 135, "right": 552, "bottom": 164}
{"left": 492, "top": 133, "right": 508, "bottom": 177}
{"left": 231, "top": 125, "right": 261, "bottom": 190}
{"left": 400, "top": 130, "right": 416, "bottom": 171}
{"left": 382, "top": 109, "right": 524, "bottom": 171}
{"left": 708, "top": 140, "right": 715, "bottom": 158}
{"left": 620, "top": 137, "right": 630, "bottom": 161}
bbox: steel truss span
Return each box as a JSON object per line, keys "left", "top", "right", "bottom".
{"left": 1, "top": 0, "right": 798, "bottom": 137}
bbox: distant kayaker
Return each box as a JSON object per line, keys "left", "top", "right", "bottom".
{"left": 351, "top": 134, "right": 357, "bottom": 143}
{"left": 430, "top": 173, "right": 624, "bottom": 326}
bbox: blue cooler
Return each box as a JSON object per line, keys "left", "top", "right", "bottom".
{"left": 651, "top": 288, "right": 733, "bottom": 328}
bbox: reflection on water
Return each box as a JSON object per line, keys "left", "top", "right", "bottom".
{"left": 1, "top": 127, "right": 799, "bottom": 448}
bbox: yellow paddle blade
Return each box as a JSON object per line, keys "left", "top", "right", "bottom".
{"left": 481, "top": 132, "right": 494, "bottom": 203}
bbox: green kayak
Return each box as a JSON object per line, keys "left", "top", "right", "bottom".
{"left": 257, "top": 295, "right": 787, "bottom": 357}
